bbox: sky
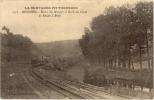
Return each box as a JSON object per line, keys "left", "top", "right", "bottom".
{"left": 0, "top": 0, "right": 152, "bottom": 43}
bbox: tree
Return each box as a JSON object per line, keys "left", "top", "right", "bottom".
{"left": 79, "top": 2, "right": 153, "bottom": 71}
{"left": 1, "top": 26, "right": 39, "bottom": 62}
{"left": 134, "top": 2, "right": 153, "bottom": 70}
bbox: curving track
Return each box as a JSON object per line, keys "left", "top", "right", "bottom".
{"left": 29, "top": 67, "right": 132, "bottom": 99}
{"left": 29, "top": 68, "right": 86, "bottom": 99}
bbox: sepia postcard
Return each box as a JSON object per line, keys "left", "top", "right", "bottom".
{"left": 0, "top": 0, "right": 153, "bottom": 99}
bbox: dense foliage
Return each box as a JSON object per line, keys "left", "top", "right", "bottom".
{"left": 79, "top": 2, "right": 153, "bottom": 71}
{"left": 1, "top": 26, "right": 39, "bottom": 62}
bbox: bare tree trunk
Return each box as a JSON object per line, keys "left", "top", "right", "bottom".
{"left": 107, "top": 58, "right": 109, "bottom": 69}
{"left": 111, "top": 59, "right": 113, "bottom": 69}
{"left": 139, "top": 46, "right": 142, "bottom": 70}
{"left": 105, "top": 59, "right": 106, "bottom": 68}
{"left": 145, "top": 30, "right": 151, "bottom": 70}
{"left": 114, "top": 56, "right": 117, "bottom": 69}
{"left": 118, "top": 58, "right": 121, "bottom": 70}
{"left": 117, "top": 57, "right": 120, "bottom": 70}
{"left": 109, "top": 58, "right": 111, "bottom": 69}
{"left": 109, "top": 59, "right": 111, "bottom": 69}
{"left": 122, "top": 60, "right": 126, "bottom": 70}
{"left": 131, "top": 60, "right": 134, "bottom": 70}
{"left": 146, "top": 41, "right": 151, "bottom": 70}
{"left": 128, "top": 58, "right": 131, "bottom": 71}
{"left": 128, "top": 50, "right": 132, "bottom": 70}
{"left": 151, "top": 57, "right": 153, "bottom": 72}
{"left": 104, "top": 59, "right": 105, "bottom": 68}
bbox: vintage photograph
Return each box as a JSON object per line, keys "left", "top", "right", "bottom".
{"left": 0, "top": 0, "right": 153, "bottom": 99}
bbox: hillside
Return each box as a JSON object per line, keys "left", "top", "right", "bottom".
{"left": 1, "top": 30, "right": 43, "bottom": 98}
{"left": 1, "top": 33, "right": 42, "bottom": 63}
{"left": 36, "top": 39, "right": 83, "bottom": 58}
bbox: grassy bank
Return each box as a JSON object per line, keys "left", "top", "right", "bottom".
{"left": 1, "top": 61, "right": 38, "bottom": 98}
